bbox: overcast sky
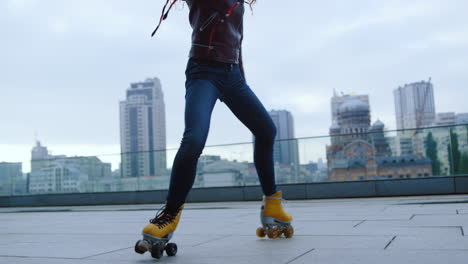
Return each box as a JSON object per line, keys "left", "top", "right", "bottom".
{"left": 1, "top": 0, "right": 467, "bottom": 170}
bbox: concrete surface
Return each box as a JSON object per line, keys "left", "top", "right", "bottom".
{"left": 1, "top": 194, "right": 468, "bottom": 263}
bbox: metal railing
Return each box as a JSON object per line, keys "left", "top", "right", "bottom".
{"left": 1, "top": 124, "right": 467, "bottom": 197}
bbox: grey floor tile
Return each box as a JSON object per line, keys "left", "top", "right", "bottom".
{"left": 2, "top": 194, "right": 468, "bottom": 263}
{"left": 0, "top": 234, "right": 133, "bottom": 259}
{"left": 290, "top": 249, "right": 468, "bottom": 264}
{"left": 386, "top": 235, "right": 468, "bottom": 250}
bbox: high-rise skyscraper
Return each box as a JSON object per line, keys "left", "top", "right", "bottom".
{"left": 268, "top": 110, "right": 299, "bottom": 168}
{"left": 252, "top": 109, "right": 299, "bottom": 183}
{"left": 394, "top": 79, "right": 436, "bottom": 130}
{"left": 393, "top": 79, "right": 436, "bottom": 155}
{"left": 120, "top": 78, "right": 167, "bottom": 177}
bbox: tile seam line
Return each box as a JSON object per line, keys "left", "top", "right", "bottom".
{"left": 353, "top": 220, "right": 366, "bottom": 227}
{"left": 192, "top": 234, "right": 232, "bottom": 247}
{"left": 0, "top": 255, "right": 81, "bottom": 260}
{"left": 284, "top": 248, "right": 315, "bottom": 264}
{"left": 80, "top": 246, "right": 133, "bottom": 259}
{"left": 384, "top": 235, "right": 397, "bottom": 250}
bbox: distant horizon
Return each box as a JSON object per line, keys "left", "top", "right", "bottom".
{"left": 2, "top": 0, "right": 468, "bottom": 173}
{"left": 2, "top": 122, "right": 467, "bottom": 175}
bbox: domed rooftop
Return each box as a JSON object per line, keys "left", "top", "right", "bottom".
{"left": 372, "top": 119, "right": 385, "bottom": 128}
{"left": 338, "top": 99, "right": 369, "bottom": 113}
{"left": 369, "top": 119, "right": 385, "bottom": 131}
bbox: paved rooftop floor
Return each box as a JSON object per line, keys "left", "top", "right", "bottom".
{"left": 1, "top": 194, "right": 468, "bottom": 264}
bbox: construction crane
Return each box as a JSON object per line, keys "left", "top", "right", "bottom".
{"left": 413, "top": 77, "right": 432, "bottom": 155}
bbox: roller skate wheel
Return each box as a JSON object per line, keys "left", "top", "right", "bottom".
{"left": 267, "top": 227, "right": 280, "bottom": 239}
{"left": 256, "top": 227, "right": 266, "bottom": 238}
{"left": 134, "top": 240, "right": 147, "bottom": 254}
{"left": 165, "top": 242, "right": 178, "bottom": 256}
{"left": 150, "top": 244, "right": 164, "bottom": 259}
{"left": 283, "top": 226, "right": 294, "bottom": 238}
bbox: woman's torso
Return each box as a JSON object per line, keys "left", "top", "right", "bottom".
{"left": 185, "top": 0, "right": 244, "bottom": 64}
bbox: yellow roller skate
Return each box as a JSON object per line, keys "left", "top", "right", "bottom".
{"left": 134, "top": 205, "right": 183, "bottom": 259}
{"left": 256, "top": 191, "right": 294, "bottom": 239}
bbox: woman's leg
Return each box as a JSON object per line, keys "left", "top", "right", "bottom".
{"left": 221, "top": 79, "right": 277, "bottom": 196}
{"left": 166, "top": 78, "right": 220, "bottom": 211}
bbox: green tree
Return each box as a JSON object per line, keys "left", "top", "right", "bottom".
{"left": 459, "top": 153, "right": 468, "bottom": 174}
{"left": 447, "top": 129, "right": 461, "bottom": 175}
{"left": 425, "top": 132, "right": 441, "bottom": 175}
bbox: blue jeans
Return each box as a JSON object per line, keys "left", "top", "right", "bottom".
{"left": 166, "top": 58, "right": 277, "bottom": 210}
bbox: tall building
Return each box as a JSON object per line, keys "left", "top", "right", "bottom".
{"left": 268, "top": 110, "right": 299, "bottom": 166}
{"left": 120, "top": 78, "right": 167, "bottom": 178}
{"left": 394, "top": 79, "right": 436, "bottom": 130}
{"left": 251, "top": 110, "right": 299, "bottom": 183}
{"left": 268, "top": 110, "right": 299, "bottom": 183}
{"left": 0, "top": 162, "right": 22, "bottom": 196}
{"left": 393, "top": 79, "right": 436, "bottom": 156}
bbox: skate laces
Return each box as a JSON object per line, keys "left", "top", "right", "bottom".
{"left": 149, "top": 206, "right": 178, "bottom": 228}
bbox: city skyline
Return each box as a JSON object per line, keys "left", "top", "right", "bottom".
{"left": 2, "top": 77, "right": 468, "bottom": 174}
{"left": 4, "top": 80, "right": 467, "bottom": 176}
{"left": 2, "top": 86, "right": 466, "bottom": 193}
{"left": 2, "top": 0, "right": 468, "bottom": 171}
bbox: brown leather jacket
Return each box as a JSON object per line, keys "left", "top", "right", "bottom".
{"left": 185, "top": 0, "right": 245, "bottom": 77}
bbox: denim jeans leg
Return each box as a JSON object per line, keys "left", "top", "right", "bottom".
{"left": 221, "top": 79, "right": 278, "bottom": 196}
{"left": 166, "top": 78, "right": 220, "bottom": 209}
